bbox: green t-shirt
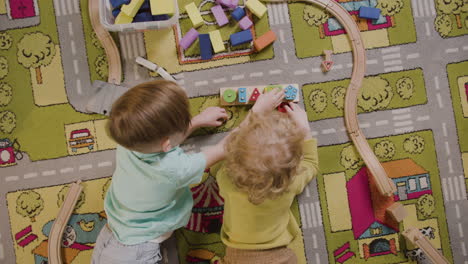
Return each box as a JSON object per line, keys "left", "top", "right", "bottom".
{"left": 105, "top": 145, "right": 206, "bottom": 245}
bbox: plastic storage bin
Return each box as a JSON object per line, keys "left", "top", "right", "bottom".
{"left": 99, "top": 0, "right": 180, "bottom": 32}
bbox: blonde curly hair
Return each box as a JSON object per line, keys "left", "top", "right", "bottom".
{"left": 225, "top": 111, "right": 306, "bottom": 205}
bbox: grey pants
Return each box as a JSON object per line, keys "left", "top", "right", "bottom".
{"left": 91, "top": 225, "right": 162, "bottom": 264}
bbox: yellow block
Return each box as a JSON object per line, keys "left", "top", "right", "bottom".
{"left": 209, "top": 30, "right": 225, "bottom": 53}
{"left": 115, "top": 12, "right": 133, "bottom": 24}
{"left": 457, "top": 76, "right": 468, "bottom": 117}
{"left": 121, "top": 0, "right": 144, "bottom": 17}
{"left": 324, "top": 172, "right": 352, "bottom": 232}
{"left": 245, "top": 0, "right": 266, "bottom": 18}
{"left": 185, "top": 2, "right": 204, "bottom": 28}
{"left": 151, "top": 0, "right": 175, "bottom": 15}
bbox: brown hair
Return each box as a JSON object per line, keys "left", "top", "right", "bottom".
{"left": 108, "top": 80, "right": 191, "bottom": 151}
{"left": 225, "top": 111, "right": 306, "bottom": 205}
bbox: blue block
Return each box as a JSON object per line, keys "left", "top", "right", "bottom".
{"left": 284, "top": 85, "right": 297, "bottom": 100}
{"left": 231, "top": 7, "right": 245, "bottom": 21}
{"left": 152, "top": 14, "right": 170, "bottom": 21}
{"left": 199, "top": 34, "right": 213, "bottom": 60}
{"left": 230, "top": 30, "right": 252, "bottom": 46}
{"left": 134, "top": 12, "right": 153, "bottom": 22}
{"left": 112, "top": 8, "right": 121, "bottom": 17}
{"left": 140, "top": 0, "right": 150, "bottom": 11}
{"left": 359, "top": 6, "right": 380, "bottom": 20}
{"left": 110, "top": 0, "right": 130, "bottom": 9}
{"left": 238, "top": 88, "right": 247, "bottom": 103}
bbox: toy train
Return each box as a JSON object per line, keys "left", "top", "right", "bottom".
{"left": 219, "top": 84, "right": 299, "bottom": 106}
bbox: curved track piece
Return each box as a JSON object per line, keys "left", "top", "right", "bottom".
{"left": 48, "top": 181, "right": 83, "bottom": 264}
{"left": 89, "top": 0, "right": 122, "bottom": 85}
{"left": 263, "top": 0, "right": 396, "bottom": 196}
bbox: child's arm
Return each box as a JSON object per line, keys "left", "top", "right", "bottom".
{"left": 201, "top": 132, "right": 230, "bottom": 169}
{"left": 284, "top": 103, "right": 319, "bottom": 193}
{"left": 184, "top": 107, "right": 229, "bottom": 140}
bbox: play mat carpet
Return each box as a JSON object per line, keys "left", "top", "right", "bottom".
{"left": 1, "top": 0, "right": 468, "bottom": 263}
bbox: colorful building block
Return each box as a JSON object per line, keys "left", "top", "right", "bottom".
{"left": 211, "top": 5, "right": 229, "bottom": 26}
{"left": 223, "top": 89, "right": 237, "bottom": 103}
{"left": 115, "top": 12, "right": 133, "bottom": 24}
{"left": 231, "top": 7, "right": 245, "bottom": 21}
{"left": 134, "top": 11, "right": 153, "bottom": 22}
{"left": 238, "top": 88, "right": 247, "bottom": 103}
{"left": 151, "top": 0, "right": 175, "bottom": 15}
{"left": 199, "top": 34, "right": 213, "bottom": 60}
{"left": 238, "top": 16, "right": 253, "bottom": 30}
{"left": 209, "top": 30, "right": 225, "bottom": 53}
{"left": 230, "top": 30, "right": 252, "bottom": 46}
{"left": 358, "top": 6, "right": 380, "bottom": 20}
{"left": 277, "top": 102, "right": 288, "bottom": 113}
{"left": 228, "top": 0, "right": 239, "bottom": 8}
{"left": 253, "top": 30, "right": 276, "bottom": 51}
{"left": 216, "top": 0, "right": 231, "bottom": 7}
{"left": 264, "top": 85, "right": 282, "bottom": 93}
{"left": 121, "top": 0, "right": 144, "bottom": 17}
{"left": 186, "top": 2, "right": 204, "bottom": 28}
{"left": 245, "top": 0, "right": 266, "bottom": 18}
{"left": 110, "top": 0, "right": 130, "bottom": 9}
{"left": 180, "top": 28, "right": 199, "bottom": 50}
{"left": 249, "top": 88, "right": 260, "bottom": 101}
{"left": 284, "top": 85, "right": 297, "bottom": 100}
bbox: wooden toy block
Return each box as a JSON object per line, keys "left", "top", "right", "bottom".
{"left": 230, "top": 30, "right": 252, "bottom": 46}
{"left": 110, "top": 0, "right": 130, "bottom": 9}
{"left": 385, "top": 202, "right": 407, "bottom": 222}
{"left": 220, "top": 84, "right": 300, "bottom": 106}
{"left": 180, "top": 28, "right": 199, "bottom": 50}
{"left": 216, "top": 0, "right": 231, "bottom": 7}
{"left": 403, "top": 227, "right": 450, "bottom": 264}
{"left": 211, "top": 5, "right": 229, "bottom": 26}
{"left": 239, "top": 16, "right": 253, "bottom": 30}
{"left": 199, "top": 34, "right": 213, "bottom": 60}
{"left": 359, "top": 6, "right": 380, "bottom": 20}
{"left": 115, "top": 12, "right": 133, "bottom": 24}
{"left": 228, "top": 0, "right": 239, "bottom": 8}
{"left": 277, "top": 102, "right": 288, "bottom": 113}
{"left": 134, "top": 11, "right": 153, "bottom": 22}
{"left": 151, "top": 0, "right": 175, "bottom": 15}
{"left": 253, "top": 30, "right": 276, "bottom": 51}
{"left": 121, "top": 0, "right": 145, "bottom": 17}
{"left": 231, "top": 7, "right": 245, "bottom": 21}
{"left": 186, "top": 2, "right": 204, "bottom": 28}
{"left": 238, "top": 88, "right": 247, "bottom": 103}
{"left": 245, "top": 0, "right": 266, "bottom": 18}
{"left": 322, "top": 49, "right": 334, "bottom": 72}
{"left": 223, "top": 89, "right": 237, "bottom": 103}
{"left": 249, "top": 88, "right": 260, "bottom": 101}
{"left": 284, "top": 85, "right": 297, "bottom": 100}
{"left": 209, "top": 30, "right": 225, "bottom": 53}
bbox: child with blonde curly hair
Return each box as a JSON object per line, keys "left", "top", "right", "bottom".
{"left": 211, "top": 100, "right": 319, "bottom": 264}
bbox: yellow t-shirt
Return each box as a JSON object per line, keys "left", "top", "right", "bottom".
{"left": 211, "top": 138, "right": 319, "bottom": 250}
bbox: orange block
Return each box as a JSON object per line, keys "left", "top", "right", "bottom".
{"left": 254, "top": 30, "right": 276, "bottom": 52}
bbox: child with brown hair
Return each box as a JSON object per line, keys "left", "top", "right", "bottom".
{"left": 92, "top": 80, "right": 285, "bottom": 264}
{"left": 211, "top": 102, "right": 319, "bottom": 264}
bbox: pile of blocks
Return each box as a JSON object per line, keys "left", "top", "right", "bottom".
{"left": 180, "top": 0, "right": 277, "bottom": 60}
{"left": 110, "top": 0, "right": 173, "bottom": 24}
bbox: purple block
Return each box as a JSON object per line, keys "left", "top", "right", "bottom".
{"left": 180, "top": 28, "right": 199, "bottom": 50}
{"left": 211, "top": 5, "right": 228, "bottom": 26}
{"left": 227, "top": 0, "right": 238, "bottom": 8}
{"left": 239, "top": 16, "right": 253, "bottom": 30}
{"left": 216, "top": 0, "right": 231, "bottom": 7}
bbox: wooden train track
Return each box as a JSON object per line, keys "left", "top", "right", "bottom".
{"left": 89, "top": 0, "right": 122, "bottom": 85}
{"left": 403, "top": 227, "right": 449, "bottom": 264}
{"left": 48, "top": 181, "right": 83, "bottom": 264}
{"left": 264, "top": 0, "right": 396, "bottom": 196}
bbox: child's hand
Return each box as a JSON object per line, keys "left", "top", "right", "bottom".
{"left": 193, "top": 107, "right": 229, "bottom": 127}
{"left": 284, "top": 103, "right": 312, "bottom": 138}
{"left": 252, "top": 89, "right": 285, "bottom": 114}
